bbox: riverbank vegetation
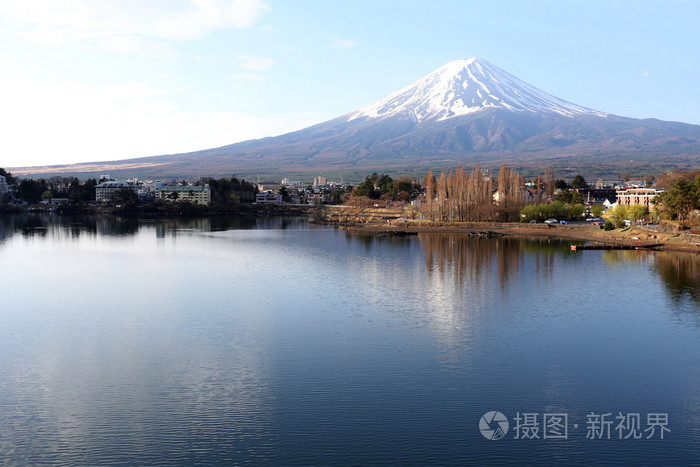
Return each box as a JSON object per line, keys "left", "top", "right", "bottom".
{"left": 653, "top": 173, "right": 700, "bottom": 228}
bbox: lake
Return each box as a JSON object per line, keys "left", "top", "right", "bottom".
{"left": 0, "top": 214, "right": 699, "bottom": 465}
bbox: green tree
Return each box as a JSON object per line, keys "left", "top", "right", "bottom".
{"left": 0, "top": 168, "right": 16, "bottom": 185}
{"left": 591, "top": 204, "right": 604, "bottom": 218}
{"left": 353, "top": 175, "right": 380, "bottom": 199}
{"left": 628, "top": 204, "right": 648, "bottom": 223}
{"left": 41, "top": 190, "right": 53, "bottom": 201}
{"left": 554, "top": 189, "right": 584, "bottom": 205}
{"left": 18, "top": 178, "right": 48, "bottom": 203}
{"left": 377, "top": 174, "right": 394, "bottom": 194}
{"left": 568, "top": 203, "right": 585, "bottom": 220}
{"left": 278, "top": 186, "right": 291, "bottom": 203}
{"left": 205, "top": 176, "right": 256, "bottom": 205}
{"left": 571, "top": 175, "right": 587, "bottom": 189}
{"left": 520, "top": 201, "right": 584, "bottom": 222}
{"left": 115, "top": 188, "right": 138, "bottom": 205}
{"left": 610, "top": 204, "right": 628, "bottom": 228}
{"left": 68, "top": 178, "right": 97, "bottom": 203}
{"left": 654, "top": 177, "right": 700, "bottom": 228}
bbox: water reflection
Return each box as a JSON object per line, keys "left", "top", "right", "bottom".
{"left": 2, "top": 218, "right": 700, "bottom": 464}
{"left": 653, "top": 251, "right": 700, "bottom": 309}
{"left": 601, "top": 249, "right": 700, "bottom": 309}
{"left": 0, "top": 213, "right": 315, "bottom": 245}
{"left": 419, "top": 234, "right": 575, "bottom": 287}
{"left": 342, "top": 231, "right": 416, "bottom": 252}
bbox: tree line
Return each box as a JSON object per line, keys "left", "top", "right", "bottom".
{"left": 199, "top": 176, "right": 257, "bottom": 205}
{"left": 653, "top": 172, "right": 700, "bottom": 227}
{"left": 0, "top": 169, "right": 258, "bottom": 207}
{"left": 422, "top": 164, "right": 533, "bottom": 222}
{"left": 6, "top": 176, "right": 99, "bottom": 204}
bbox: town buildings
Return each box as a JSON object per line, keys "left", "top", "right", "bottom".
{"left": 575, "top": 188, "right": 618, "bottom": 205}
{"left": 0, "top": 175, "right": 8, "bottom": 196}
{"left": 154, "top": 182, "right": 211, "bottom": 205}
{"left": 255, "top": 192, "right": 283, "bottom": 204}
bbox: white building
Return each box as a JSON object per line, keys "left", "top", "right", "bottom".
{"left": 0, "top": 175, "right": 8, "bottom": 196}
{"left": 95, "top": 181, "right": 138, "bottom": 202}
{"left": 281, "top": 178, "right": 301, "bottom": 188}
{"left": 595, "top": 179, "right": 624, "bottom": 189}
{"left": 255, "top": 192, "right": 283, "bottom": 204}
{"left": 154, "top": 183, "right": 211, "bottom": 205}
{"left": 616, "top": 188, "right": 663, "bottom": 211}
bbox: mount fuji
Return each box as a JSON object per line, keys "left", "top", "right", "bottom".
{"left": 348, "top": 57, "right": 606, "bottom": 122}
{"left": 15, "top": 57, "right": 700, "bottom": 179}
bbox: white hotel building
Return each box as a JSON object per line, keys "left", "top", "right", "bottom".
{"left": 615, "top": 187, "right": 664, "bottom": 211}
{"left": 154, "top": 183, "right": 211, "bottom": 205}
{"left": 95, "top": 181, "right": 138, "bottom": 202}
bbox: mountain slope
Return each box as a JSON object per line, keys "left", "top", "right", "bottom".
{"left": 11, "top": 57, "right": 700, "bottom": 179}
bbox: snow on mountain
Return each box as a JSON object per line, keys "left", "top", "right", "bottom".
{"left": 348, "top": 57, "right": 607, "bottom": 123}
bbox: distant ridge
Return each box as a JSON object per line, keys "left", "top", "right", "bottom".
{"left": 11, "top": 57, "right": 700, "bottom": 180}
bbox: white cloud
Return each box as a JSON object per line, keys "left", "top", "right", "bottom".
{"left": 232, "top": 72, "right": 267, "bottom": 81}
{"left": 93, "top": 34, "right": 181, "bottom": 60}
{"left": 332, "top": 38, "right": 357, "bottom": 49}
{"left": 0, "top": 0, "right": 270, "bottom": 57}
{"left": 0, "top": 79, "right": 322, "bottom": 167}
{"left": 235, "top": 55, "right": 275, "bottom": 71}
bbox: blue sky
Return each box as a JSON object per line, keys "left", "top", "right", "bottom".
{"left": 1, "top": 0, "right": 698, "bottom": 168}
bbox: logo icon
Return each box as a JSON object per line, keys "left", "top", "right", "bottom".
{"left": 480, "top": 411, "right": 509, "bottom": 440}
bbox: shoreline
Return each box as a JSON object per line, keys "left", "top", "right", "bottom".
{"left": 0, "top": 203, "right": 317, "bottom": 217}
{"left": 329, "top": 220, "right": 700, "bottom": 254}
{"left": 5, "top": 203, "right": 699, "bottom": 254}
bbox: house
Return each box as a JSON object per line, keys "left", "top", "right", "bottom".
{"left": 307, "top": 192, "right": 330, "bottom": 205}
{"left": 0, "top": 175, "right": 8, "bottom": 195}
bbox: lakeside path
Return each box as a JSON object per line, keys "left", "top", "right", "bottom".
{"left": 333, "top": 220, "right": 700, "bottom": 254}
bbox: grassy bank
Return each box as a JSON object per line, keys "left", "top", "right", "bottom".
{"left": 318, "top": 206, "right": 700, "bottom": 253}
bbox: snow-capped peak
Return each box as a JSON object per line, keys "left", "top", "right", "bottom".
{"left": 348, "top": 57, "right": 606, "bottom": 123}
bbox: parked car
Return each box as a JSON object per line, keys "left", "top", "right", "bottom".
{"left": 544, "top": 218, "right": 558, "bottom": 224}
{"left": 591, "top": 221, "right": 602, "bottom": 225}
{"left": 529, "top": 220, "right": 537, "bottom": 224}
{"left": 560, "top": 220, "right": 568, "bottom": 225}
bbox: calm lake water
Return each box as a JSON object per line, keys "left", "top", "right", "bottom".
{"left": 0, "top": 214, "right": 699, "bottom": 465}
